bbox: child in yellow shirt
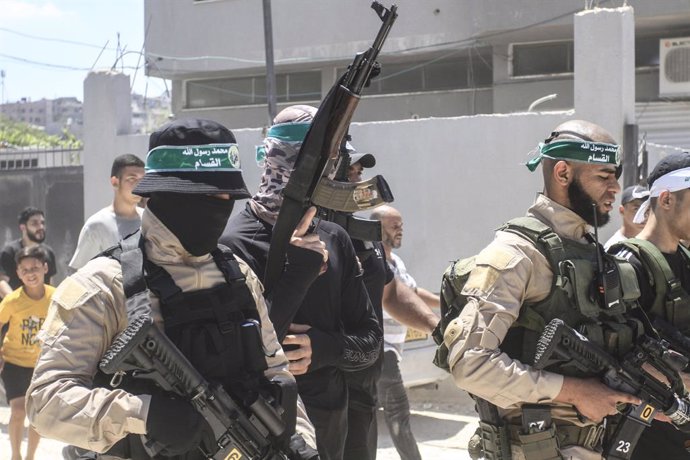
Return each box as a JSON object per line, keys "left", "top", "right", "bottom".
{"left": 0, "top": 245, "right": 54, "bottom": 460}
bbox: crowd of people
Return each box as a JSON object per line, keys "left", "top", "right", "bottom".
{"left": 1, "top": 109, "right": 690, "bottom": 460}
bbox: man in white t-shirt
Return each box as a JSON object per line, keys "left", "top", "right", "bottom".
{"left": 603, "top": 184, "right": 650, "bottom": 250}
{"left": 371, "top": 205, "right": 439, "bottom": 460}
{"left": 69, "top": 154, "right": 145, "bottom": 271}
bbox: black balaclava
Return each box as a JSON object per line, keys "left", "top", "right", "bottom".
{"left": 148, "top": 192, "right": 234, "bottom": 256}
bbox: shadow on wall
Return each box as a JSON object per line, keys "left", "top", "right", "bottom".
{"left": 0, "top": 167, "right": 84, "bottom": 286}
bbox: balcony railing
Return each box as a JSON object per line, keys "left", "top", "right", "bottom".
{"left": 0, "top": 146, "right": 82, "bottom": 170}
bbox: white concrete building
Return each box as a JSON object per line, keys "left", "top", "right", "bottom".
{"left": 143, "top": 0, "right": 690, "bottom": 150}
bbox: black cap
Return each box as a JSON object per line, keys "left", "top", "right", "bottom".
{"left": 647, "top": 152, "right": 690, "bottom": 187}
{"left": 621, "top": 185, "right": 650, "bottom": 205}
{"left": 133, "top": 118, "right": 250, "bottom": 198}
{"left": 349, "top": 152, "right": 376, "bottom": 168}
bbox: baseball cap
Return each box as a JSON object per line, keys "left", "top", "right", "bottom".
{"left": 647, "top": 152, "right": 690, "bottom": 187}
{"left": 133, "top": 118, "right": 250, "bottom": 198}
{"left": 621, "top": 185, "right": 650, "bottom": 205}
{"left": 349, "top": 152, "right": 376, "bottom": 168}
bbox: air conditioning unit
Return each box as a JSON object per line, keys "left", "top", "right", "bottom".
{"left": 659, "top": 37, "right": 690, "bottom": 97}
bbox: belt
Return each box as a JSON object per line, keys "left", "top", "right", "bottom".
{"left": 509, "top": 423, "right": 605, "bottom": 450}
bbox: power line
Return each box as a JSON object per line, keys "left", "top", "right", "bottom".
{"left": 0, "top": 52, "right": 141, "bottom": 71}
{"left": 0, "top": 26, "right": 118, "bottom": 51}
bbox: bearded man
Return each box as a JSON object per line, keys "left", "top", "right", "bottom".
{"left": 0, "top": 207, "right": 56, "bottom": 298}
{"left": 445, "top": 120, "right": 653, "bottom": 460}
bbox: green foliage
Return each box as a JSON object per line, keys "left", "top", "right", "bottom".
{"left": 0, "top": 116, "right": 83, "bottom": 148}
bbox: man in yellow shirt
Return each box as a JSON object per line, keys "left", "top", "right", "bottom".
{"left": 0, "top": 245, "right": 54, "bottom": 460}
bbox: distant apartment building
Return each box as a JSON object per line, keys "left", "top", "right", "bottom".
{"left": 0, "top": 97, "right": 83, "bottom": 138}
{"left": 143, "top": 0, "right": 690, "bottom": 148}
{"left": 1, "top": 92, "right": 172, "bottom": 140}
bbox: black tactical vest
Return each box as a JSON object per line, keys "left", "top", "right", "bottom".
{"left": 91, "top": 232, "right": 273, "bottom": 459}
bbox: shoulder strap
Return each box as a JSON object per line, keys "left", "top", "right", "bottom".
{"left": 118, "top": 231, "right": 147, "bottom": 299}
{"left": 211, "top": 244, "right": 246, "bottom": 286}
{"left": 500, "top": 216, "right": 567, "bottom": 272}
{"left": 496, "top": 217, "right": 567, "bottom": 333}
{"left": 616, "top": 238, "right": 684, "bottom": 319}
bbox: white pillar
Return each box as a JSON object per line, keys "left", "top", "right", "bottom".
{"left": 574, "top": 6, "right": 635, "bottom": 145}
{"left": 82, "top": 71, "right": 132, "bottom": 218}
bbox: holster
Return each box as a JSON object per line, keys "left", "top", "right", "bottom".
{"left": 474, "top": 397, "right": 512, "bottom": 460}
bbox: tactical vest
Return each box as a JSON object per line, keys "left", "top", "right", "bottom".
{"left": 90, "top": 231, "right": 283, "bottom": 460}
{"left": 611, "top": 238, "right": 690, "bottom": 333}
{"left": 434, "top": 216, "right": 643, "bottom": 378}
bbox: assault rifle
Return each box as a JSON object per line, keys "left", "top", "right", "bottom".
{"left": 99, "top": 315, "right": 288, "bottom": 460}
{"left": 316, "top": 134, "right": 393, "bottom": 244}
{"left": 264, "top": 1, "right": 397, "bottom": 292}
{"left": 533, "top": 318, "right": 690, "bottom": 460}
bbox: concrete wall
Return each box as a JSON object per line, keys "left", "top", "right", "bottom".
{"left": 228, "top": 111, "right": 577, "bottom": 289}
{"left": 82, "top": 71, "right": 148, "bottom": 218}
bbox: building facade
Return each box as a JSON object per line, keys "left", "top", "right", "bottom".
{"left": 143, "top": 0, "right": 690, "bottom": 148}
{"left": 0, "top": 97, "right": 84, "bottom": 138}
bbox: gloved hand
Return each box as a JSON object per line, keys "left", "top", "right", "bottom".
{"left": 287, "top": 433, "right": 320, "bottom": 460}
{"left": 145, "top": 391, "right": 205, "bottom": 456}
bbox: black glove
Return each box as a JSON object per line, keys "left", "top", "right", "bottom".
{"left": 145, "top": 391, "right": 205, "bottom": 456}
{"left": 287, "top": 433, "right": 320, "bottom": 460}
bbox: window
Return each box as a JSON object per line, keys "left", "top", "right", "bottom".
{"left": 186, "top": 71, "right": 321, "bottom": 108}
{"left": 338, "top": 50, "right": 492, "bottom": 96}
{"left": 512, "top": 41, "right": 574, "bottom": 77}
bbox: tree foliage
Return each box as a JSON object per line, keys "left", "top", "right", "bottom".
{"left": 0, "top": 116, "right": 82, "bottom": 149}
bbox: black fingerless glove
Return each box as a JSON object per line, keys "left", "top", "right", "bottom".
{"left": 145, "top": 392, "right": 205, "bottom": 456}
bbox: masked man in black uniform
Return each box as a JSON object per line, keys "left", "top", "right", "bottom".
{"left": 27, "top": 118, "right": 317, "bottom": 459}
{"left": 220, "top": 105, "right": 382, "bottom": 460}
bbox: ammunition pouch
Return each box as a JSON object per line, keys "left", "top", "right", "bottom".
{"left": 506, "top": 423, "right": 605, "bottom": 458}
{"left": 478, "top": 420, "right": 512, "bottom": 460}
{"left": 517, "top": 426, "right": 560, "bottom": 460}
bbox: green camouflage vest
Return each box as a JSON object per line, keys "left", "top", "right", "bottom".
{"left": 433, "top": 216, "right": 643, "bottom": 376}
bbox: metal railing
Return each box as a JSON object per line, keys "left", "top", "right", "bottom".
{"left": 0, "top": 146, "right": 82, "bottom": 170}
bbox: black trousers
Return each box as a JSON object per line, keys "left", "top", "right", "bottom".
{"left": 344, "top": 401, "right": 378, "bottom": 460}
{"left": 304, "top": 403, "right": 349, "bottom": 460}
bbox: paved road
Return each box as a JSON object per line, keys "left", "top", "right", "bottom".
{"left": 1, "top": 377, "right": 479, "bottom": 460}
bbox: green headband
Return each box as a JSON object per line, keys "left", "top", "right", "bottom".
{"left": 267, "top": 122, "right": 311, "bottom": 142}
{"left": 256, "top": 122, "right": 312, "bottom": 166}
{"left": 145, "top": 144, "right": 241, "bottom": 173}
{"left": 526, "top": 140, "right": 621, "bottom": 172}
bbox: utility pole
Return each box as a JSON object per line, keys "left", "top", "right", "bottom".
{"left": 1, "top": 70, "right": 5, "bottom": 105}
{"left": 262, "top": 0, "right": 277, "bottom": 123}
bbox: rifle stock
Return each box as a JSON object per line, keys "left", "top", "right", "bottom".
{"left": 264, "top": 2, "right": 398, "bottom": 292}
